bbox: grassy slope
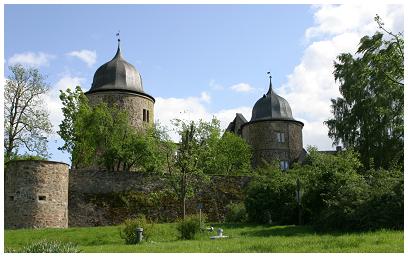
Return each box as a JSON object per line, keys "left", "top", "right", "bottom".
{"left": 4, "top": 224, "right": 403, "bottom": 253}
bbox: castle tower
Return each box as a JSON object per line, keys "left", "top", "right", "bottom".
{"left": 227, "top": 75, "right": 304, "bottom": 169}
{"left": 85, "top": 39, "right": 155, "bottom": 128}
{"left": 4, "top": 160, "right": 69, "bottom": 229}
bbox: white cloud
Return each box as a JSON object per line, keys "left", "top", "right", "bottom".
{"left": 280, "top": 4, "right": 403, "bottom": 151}
{"left": 155, "top": 92, "right": 251, "bottom": 141}
{"left": 214, "top": 107, "right": 252, "bottom": 130}
{"left": 200, "top": 91, "right": 211, "bottom": 103}
{"left": 209, "top": 79, "right": 224, "bottom": 90}
{"left": 67, "top": 50, "right": 97, "bottom": 67}
{"left": 44, "top": 75, "right": 85, "bottom": 137}
{"left": 305, "top": 4, "right": 403, "bottom": 40}
{"left": 229, "top": 83, "right": 254, "bottom": 92}
{"left": 8, "top": 52, "right": 55, "bottom": 67}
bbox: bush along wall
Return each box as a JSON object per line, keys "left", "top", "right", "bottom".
{"left": 244, "top": 149, "right": 404, "bottom": 231}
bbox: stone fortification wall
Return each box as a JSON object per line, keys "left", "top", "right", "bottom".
{"left": 4, "top": 160, "right": 69, "bottom": 229}
{"left": 68, "top": 169, "right": 251, "bottom": 227}
{"left": 241, "top": 120, "right": 303, "bottom": 167}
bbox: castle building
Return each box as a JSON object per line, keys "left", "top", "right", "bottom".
{"left": 4, "top": 41, "right": 307, "bottom": 230}
{"left": 226, "top": 76, "right": 305, "bottom": 169}
{"left": 85, "top": 39, "right": 155, "bottom": 128}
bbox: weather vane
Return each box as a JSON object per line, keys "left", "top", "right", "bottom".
{"left": 116, "top": 30, "right": 121, "bottom": 43}
{"left": 267, "top": 71, "right": 272, "bottom": 83}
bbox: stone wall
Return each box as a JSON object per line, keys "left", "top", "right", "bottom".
{"left": 241, "top": 120, "right": 303, "bottom": 167}
{"left": 4, "top": 160, "right": 69, "bottom": 229}
{"left": 86, "top": 91, "right": 155, "bottom": 129}
{"left": 68, "top": 169, "right": 251, "bottom": 227}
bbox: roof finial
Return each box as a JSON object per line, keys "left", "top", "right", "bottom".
{"left": 267, "top": 71, "right": 272, "bottom": 94}
{"left": 116, "top": 30, "right": 121, "bottom": 47}
{"left": 114, "top": 30, "right": 122, "bottom": 58}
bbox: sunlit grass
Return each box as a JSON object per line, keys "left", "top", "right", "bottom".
{"left": 5, "top": 223, "right": 403, "bottom": 253}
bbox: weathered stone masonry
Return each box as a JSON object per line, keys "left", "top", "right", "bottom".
{"left": 68, "top": 169, "right": 251, "bottom": 227}
{"left": 4, "top": 160, "right": 69, "bottom": 229}
{"left": 86, "top": 91, "right": 154, "bottom": 129}
{"left": 242, "top": 120, "right": 303, "bottom": 166}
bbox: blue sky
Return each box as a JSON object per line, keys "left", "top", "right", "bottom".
{"left": 4, "top": 4, "right": 404, "bottom": 164}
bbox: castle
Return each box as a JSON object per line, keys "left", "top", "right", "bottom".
{"left": 4, "top": 41, "right": 304, "bottom": 229}
{"left": 226, "top": 76, "right": 305, "bottom": 169}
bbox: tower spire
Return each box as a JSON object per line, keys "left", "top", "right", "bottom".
{"left": 114, "top": 30, "right": 122, "bottom": 58}
{"left": 267, "top": 71, "right": 272, "bottom": 94}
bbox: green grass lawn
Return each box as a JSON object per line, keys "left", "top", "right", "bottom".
{"left": 4, "top": 223, "right": 403, "bottom": 253}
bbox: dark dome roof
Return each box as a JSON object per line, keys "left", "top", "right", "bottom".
{"left": 250, "top": 81, "right": 294, "bottom": 121}
{"left": 88, "top": 45, "right": 143, "bottom": 93}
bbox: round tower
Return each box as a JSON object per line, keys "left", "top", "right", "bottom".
{"left": 4, "top": 160, "right": 69, "bottom": 229}
{"left": 85, "top": 39, "right": 155, "bottom": 128}
{"left": 241, "top": 76, "right": 303, "bottom": 168}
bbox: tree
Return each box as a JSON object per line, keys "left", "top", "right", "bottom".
{"left": 325, "top": 15, "right": 404, "bottom": 169}
{"left": 58, "top": 86, "right": 164, "bottom": 171}
{"left": 4, "top": 64, "right": 52, "bottom": 161}
{"left": 163, "top": 118, "right": 252, "bottom": 219}
{"left": 200, "top": 131, "right": 252, "bottom": 175}
{"left": 58, "top": 86, "right": 94, "bottom": 168}
{"left": 58, "top": 86, "right": 89, "bottom": 158}
{"left": 165, "top": 119, "right": 218, "bottom": 219}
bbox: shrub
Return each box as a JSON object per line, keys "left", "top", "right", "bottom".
{"left": 358, "top": 168, "right": 403, "bottom": 230}
{"left": 245, "top": 166, "right": 297, "bottom": 225}
{"left": 297, "top": 149, "right": 369, "bottom": 231}
{"left": 18, "top": 240, "right": 80, "bottom": 253}
{"left": 177, "top": 214, "right": 204, "bottom": 240}
{"left": 120, "top": 214, "right": 154, "bottom": 244}
{"left": 225, "top": 202, "right": 247, "bottom": 223}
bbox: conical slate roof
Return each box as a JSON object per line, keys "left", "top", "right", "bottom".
{"left": 250, "top": 79, "right": 294, "bottom": 122}
{"left": 88, "top": 43, "right": 143, "bottom": 93}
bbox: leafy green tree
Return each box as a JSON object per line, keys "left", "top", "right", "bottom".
{"left": 58, "top": 86, "right": 92, "bottom": 167}
{"left": 4, "top": 64, "right": 52, "bottom": 161}
{"left": 201, "top": 131, "right": 252, "bottom": 175}
{"left": 325, "top": 15, "right": 404, "bottom": 169}
{"left": 58, "top": 87, "right": 164, "bottom": 171}
{"left": 165, "top": 119, "right": 219, "bottom": 219}
{"left": 164, "top": 117, "right": 252, "bottom": 218}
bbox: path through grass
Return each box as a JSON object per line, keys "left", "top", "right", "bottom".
{"left": 5, "top": 224, "right": 403, "bottom": 253}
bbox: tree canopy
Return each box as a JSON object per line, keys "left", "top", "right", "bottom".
{"left": 4, "top": 64, "right": 52, "bottom": 161}
{"left": 164, "top": 118, "right": 252, "bottom": 218}
{"left": 325, "top": 15, "right": 404, "bottom": 169}
{"left": 58, "top": 86, "right": 164, "bottom": 171}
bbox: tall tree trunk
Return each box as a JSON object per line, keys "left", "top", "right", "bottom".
{"left": 183, "top": 196, "right": 186, "bottom": 220}
{"left": 182, "top": 168, "right": 187, "bottom": 219}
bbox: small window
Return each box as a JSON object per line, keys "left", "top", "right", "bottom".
{"left": 277, "top": 132, "right": 285, "bottom": 143}
{"left": 146, "top": 110, "right": 150, "bottom": 123}
{"left": 9, "top": 196, "right": 14, "bottom": 201}
{"left": 38, "top": 195, "right": 46, "bottom": 201}
{"left": 280, "top": 160, "right": 289, "bottom": 171}
{"left": 143, "top": 109, "right": 147, "bottom": 122}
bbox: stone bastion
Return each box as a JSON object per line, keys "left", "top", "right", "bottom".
{"left": 4, "top": 160, "right": 69, "bottom": 229}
